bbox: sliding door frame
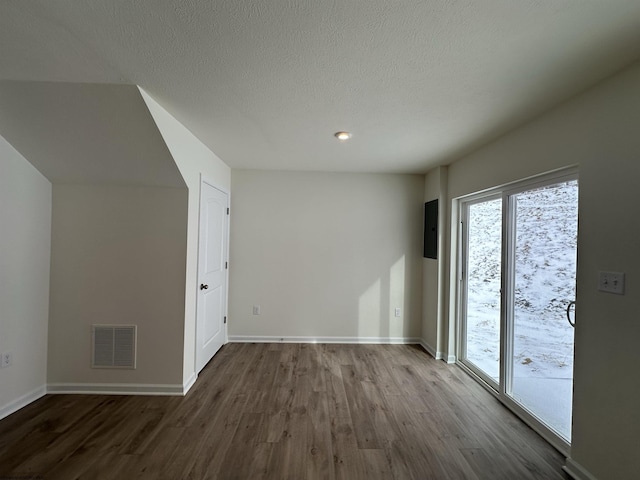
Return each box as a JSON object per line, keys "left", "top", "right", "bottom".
{"left": 455, "top": 166, "right": 579, "bottom": 456}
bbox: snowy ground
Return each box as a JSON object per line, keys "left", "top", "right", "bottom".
{"left": 465, "top": 181, "right": 578, "bottom": 440}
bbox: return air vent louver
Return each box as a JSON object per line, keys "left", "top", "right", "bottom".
{"left": 91, "top": 325, "right": 137, "bottom": 369}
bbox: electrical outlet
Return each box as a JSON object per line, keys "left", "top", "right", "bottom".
{"left": 598, "top": 271, "right": 625, "bottom": 295}
{"left": 253, "top": 305, "right": 261, "bottom": 315}
{"left": 1, "top": 352, "right": 12, "bottom": 368}
{"left": 394, "top": 307, "right": 401, "bottom": 317}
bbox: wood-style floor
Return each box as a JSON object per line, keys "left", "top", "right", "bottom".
{"left": 0, "top": 343, "right": 569, "bottom": 479}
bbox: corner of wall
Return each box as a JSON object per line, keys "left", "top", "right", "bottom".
{"left": 421, "top": 166, "right": 450, "bottom": 358}
{"left": 0, "top": 134, "right": 51, "bottom": 419}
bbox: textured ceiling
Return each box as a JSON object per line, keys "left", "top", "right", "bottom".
{"left": 1, "top": 0, "right": 639, "bottom": 174}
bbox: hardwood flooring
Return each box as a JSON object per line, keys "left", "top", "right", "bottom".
{"left": 0, "top": 343, "right": 570, "bottom": 479}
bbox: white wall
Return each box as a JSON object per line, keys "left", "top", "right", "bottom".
{"left": 0, "top": 135, "right": 51, "bottom": 418}
{"left": 140, "top": 89, "right": 231, "bottom": 385}
{"left": 229, "top": 170, "right": 424, "bottom": 341}
{"left": 437, "top": 62, "right": 640, "bottom": 479}
{"left": 47, "top": 185, "right": 188, "bottom": 390}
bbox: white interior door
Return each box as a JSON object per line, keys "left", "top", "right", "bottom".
{"left": 196, "top": 180, "right": 229, "bottom": 373}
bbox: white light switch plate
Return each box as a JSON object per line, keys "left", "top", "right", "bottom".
{"left": 598, "top": 271, "right": 625, "bottom": 295}
{"left": 1, "top": 352, "right": 12, "bottom": 368}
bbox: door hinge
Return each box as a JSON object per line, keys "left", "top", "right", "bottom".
{"left": 224, "top": 316, "right": 227, "bottom": 324}
{"left": 225, "top": 261, "right": 228, "bottom": 269}
{"left": 227, "top": 207, "right": 229, "bottom": 215}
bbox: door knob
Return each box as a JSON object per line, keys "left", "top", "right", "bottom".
{"left": 200, "top": 284, "right": 209, "bottom": 290}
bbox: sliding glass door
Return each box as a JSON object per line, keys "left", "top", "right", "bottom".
{"left": 459, "top": 170, "right": 578, "bottom": 449}
{"left": 507, "top": 179, "right": 578, "bottom": 442}
{"left": 460, "top": 196, "right": 502, "bottom": 385}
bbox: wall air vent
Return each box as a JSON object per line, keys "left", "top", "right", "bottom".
{"left": 91, "top": 325, "right": 137, "bottom": 369}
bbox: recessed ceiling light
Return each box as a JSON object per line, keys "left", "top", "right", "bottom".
{"left": 334, "top": 131, "right": 352, "bottom": 141}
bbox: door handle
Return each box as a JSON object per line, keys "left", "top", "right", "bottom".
{"left": 566, "top": 301, "right": 576, "bottom": 328}
{"left": 200, "top": 284, "right": 209, "bottom": 290}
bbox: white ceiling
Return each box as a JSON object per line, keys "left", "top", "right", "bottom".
{"left": 0, "top": 82, "right": 184, "bottom": 187}
{"left": 1, "top": 1, "right": 639, "bottom": 174}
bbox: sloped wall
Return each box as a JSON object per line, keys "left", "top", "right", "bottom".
{"left": 0, "top": 81, "right": 191, "bottom": 394}
{"left": 140, "top": 88, "right": 231, "bottom": 387}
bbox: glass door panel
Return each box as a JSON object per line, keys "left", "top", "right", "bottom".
{"left": 508, "top": 180, "right": 578, "bottom": 441}
{"left": 462, "top": 198, "right": 502, "bottom": 384}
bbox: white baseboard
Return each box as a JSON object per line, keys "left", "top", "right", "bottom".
{"left": 47, "top": 382, "right": 185, "bottom": 396}
{"left": 416, "top": 341, "right": 451, "bottom": 362}
{"left": 563, "top": 458, "right": 598, "bottom": 480}
{"left": 228, "top": 335, "right": 422, "bottom": 345}
{"left": 0, "top": 385, "right": 47, "bottom": 421}
{"left": 182, "top": 373, "right": 197, "bottom": 395}
{"left": 418, "top": 340, "right": 437, "bottom": 358}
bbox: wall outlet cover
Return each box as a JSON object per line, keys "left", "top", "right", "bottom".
{"left": 598, "top": 271, "right": 625, "bottom": 295}
{"left": 1, "top": 352, "right": 12, "bottom": 368}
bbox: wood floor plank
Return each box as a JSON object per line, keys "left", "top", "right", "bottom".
{"left": 308, "top": 344, "right": 327, "bottom": 393}
{"left": 121, "top": 425, "right": 186, "bottom": 479}
{"left": 0, "top": 343, "right": 570, "bottom": 480}
{"left": 359, "top": 381, "right": 402, "bottom": 444}
{"left": 361, "top": 448, "right": 394, "bottom": 479}
{"left": 186, "top": 392, "right": 249, "bottom": 479}
{"left": 41, "top": 445, "right": 104, "bottom": 480}
{"left": 340, "top": 364, "right": 380, "bottom": 449}
{"left": 76, "top": 452, "right": 138, "bottom": 480}
{"left": 0, "top": 430, "right": 59, "bottom": 476}
{"left": 383, "top": 390, "right": 449, "bottom": 479}
{"left": 245, "top": 442, "right": 273, "bottom": 480}
{"left": 10, "top": 397, "right": 134, "bottom": 475}
{"left": 459, "top": 448, "right": 501, "bottom": 480}
{"left": 256, "top": 385, "right": 295, "bottom": 443}
{"left": 307, "top": 391, "right": 335, "bottom": 480}
{"left": 330, "top": 416, "right": 367, "bottom": 480}
{"left": 218, "top": 412, "right": 265, "bottom": 479}
{"left": 290, "top": 370, "right": 311, "bottom": 415}
{"left": 266, "top": 412, "right": 308, "bottom": 480}
{"left": 361, "top": 346, "right": 403, "bottom": 396}
{"left": 323, "top": 350, "right": 351, "bottom": 419}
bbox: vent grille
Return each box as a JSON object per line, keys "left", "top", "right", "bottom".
{"left": 91, "top": 325, "right": 137, "bottom": 369}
